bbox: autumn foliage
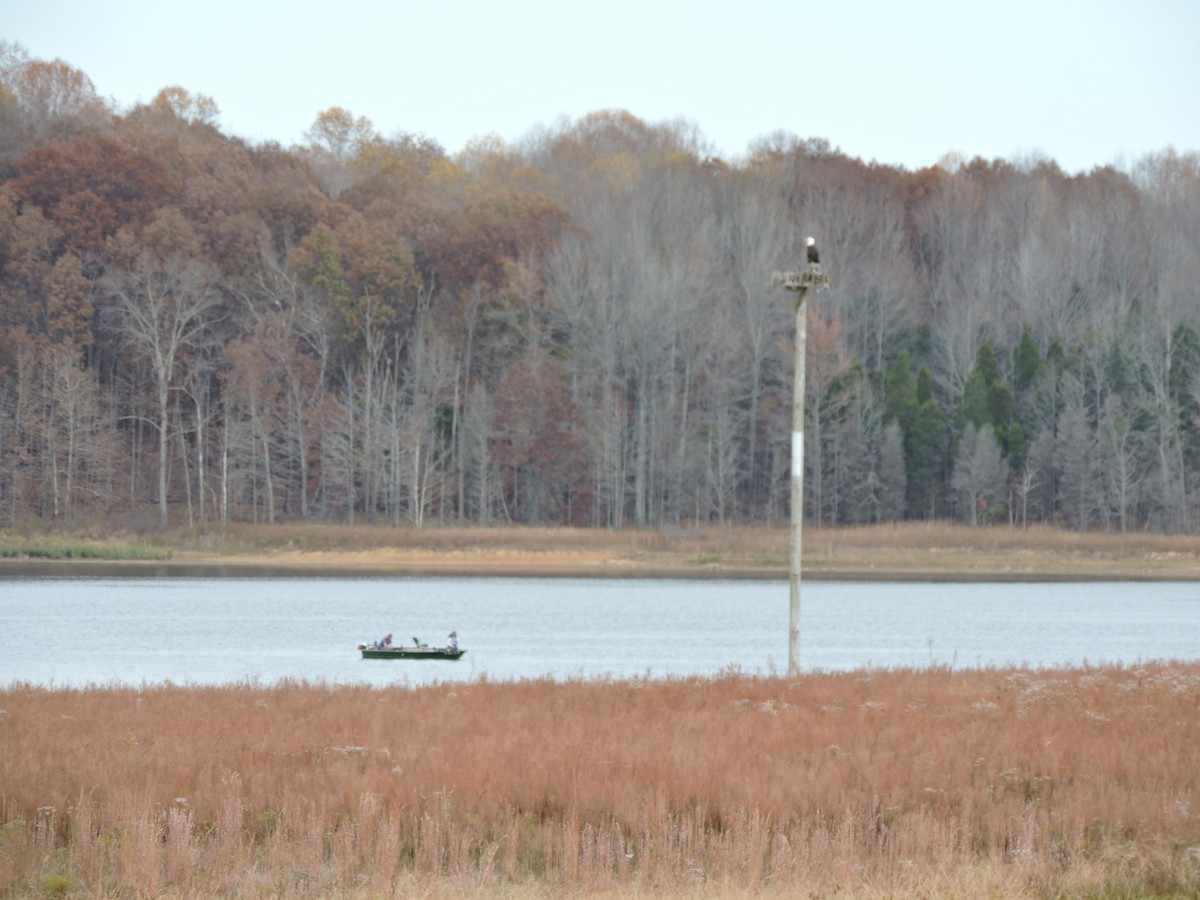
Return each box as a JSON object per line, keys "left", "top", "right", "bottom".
{"left": 1, "top": 43, "right": 1200, "bottom": 536}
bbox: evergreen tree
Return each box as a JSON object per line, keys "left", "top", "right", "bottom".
{"left": 1013, "top": 324, "right": 1041, "bottom": 394}
{"left": 959, "top": 366, "right": 991, "bottom": 429}
{"left": 916, "top": 365, "right": 936, "bottom": 405}
{"left": 1170, "top": 323, "right": 1200, "bottom": 471}
{"left": 959, "top": 339, "right": 1024, "bottom": 467}
{"left": 905, "top": 367, "right": 946, "bottom": 518}
{"left": 884, "top": 351, "right": 917, "bottom": 428}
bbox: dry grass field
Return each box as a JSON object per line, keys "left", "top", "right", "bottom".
{"left": 2, "top": 664, "right": 1199, "bottom": 898}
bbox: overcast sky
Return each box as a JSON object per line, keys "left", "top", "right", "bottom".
{"left": 5, "top": 0, "right": 1199, "bottom": 173}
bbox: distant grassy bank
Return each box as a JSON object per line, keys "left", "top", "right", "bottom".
{"left": 2, "top": 521, "right": 1199, "bottom": 580}
{"left": 0, "top": 531, "right": 171, "bottom": 562}
{"left": 2, "top": 665, "right": 1198, "bottom": 898}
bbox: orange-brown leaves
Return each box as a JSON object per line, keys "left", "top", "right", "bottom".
{"left": 411, "top": 190, "right": 571, "bottom": 293}
{"left": 11, "top": 135, "right": 175, "bottom": 255}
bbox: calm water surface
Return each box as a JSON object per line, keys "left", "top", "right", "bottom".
{"left": 2, "top": 576, "right": 1198, "bottom": 687}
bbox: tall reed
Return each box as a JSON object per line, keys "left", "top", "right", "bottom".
{"left": 2, "top": 665, "right": 1198, "bottom": 897}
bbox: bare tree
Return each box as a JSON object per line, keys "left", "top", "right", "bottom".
{"left": 1013, "top": 459, "right": 1040, "bottom": 529}
{"left": 718, "top": 180, "right": 794, "bottom": 514}
{"left": 952, "top": 424, "right": 1007, "bottom": 526}
{"left": 103, "top": 253, "right": 222, "bottom": 528}
{"left": 1055, "top": 378, "right": 1102, "bottom": 531}
{"left": 877, "top": 421, "right": 906, "bottom": 522}
{"left": 1099, "top": 398, "right": 1145, "bottom": 532}
{"left": 43, "top": 343, "right": 109, "bottom": 522}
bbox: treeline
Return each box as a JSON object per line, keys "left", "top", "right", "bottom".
{"left": 2, "top": 44, "right": 1199, "bottom": 533}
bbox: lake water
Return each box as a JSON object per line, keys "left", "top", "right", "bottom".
{"left": 2, "top": 575, "right": 1198, "bottom": 687}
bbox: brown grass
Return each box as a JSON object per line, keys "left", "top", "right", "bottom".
{"left": 801, "top": 522, "right": 1200, "bottom": 580}
{"left": 2, "top": 665, "right": 1199, "bottom": 897}
{"left": 23, "top": 521, "right": 1198, "bottom": 582}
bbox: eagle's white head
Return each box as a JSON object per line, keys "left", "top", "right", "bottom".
{"left": 806, "top": 236, "right": 816, "bottom": 246}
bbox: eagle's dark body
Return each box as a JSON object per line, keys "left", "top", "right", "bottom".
{"left": 806, "top": 238, "right": 820, "bottom": 265}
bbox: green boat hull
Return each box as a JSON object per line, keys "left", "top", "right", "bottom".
{"left": 359, "top": 645, "right": 465, "bottom": 660}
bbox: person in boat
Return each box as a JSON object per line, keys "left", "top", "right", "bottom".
{"left": 447, "top": 631, "right": 458, "bottom": 652}
{"left": 378, "top": 633, "right": 393, "bottom": 649}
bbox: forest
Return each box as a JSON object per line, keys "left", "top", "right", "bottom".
{"left": 2, "top": 43, "right": 1199, "bottom": 535}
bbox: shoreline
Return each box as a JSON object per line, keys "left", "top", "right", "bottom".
{"left": 4, "top": 546, "right": 1199, "bottom": 582}
{"left": 4, "top": 522, "right": 1200, "bottom": 581}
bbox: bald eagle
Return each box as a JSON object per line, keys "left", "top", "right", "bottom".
{"left": 806, "top": 236, "right": 820, "bottom": 265}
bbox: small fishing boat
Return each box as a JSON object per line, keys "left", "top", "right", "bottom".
{"left": 358, "top": 637, "right": 466, "bottom": 661}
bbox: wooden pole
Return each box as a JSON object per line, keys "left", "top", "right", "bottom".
{"left": 789, "top": 289, "right": 807, "bottom": 676}
{"left": 771, "top": 262, "right": 829, "bottom": 676}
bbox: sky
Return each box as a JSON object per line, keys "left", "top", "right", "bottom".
{"left": 4, "top": 0, "right": 1199, "bottom": 173}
